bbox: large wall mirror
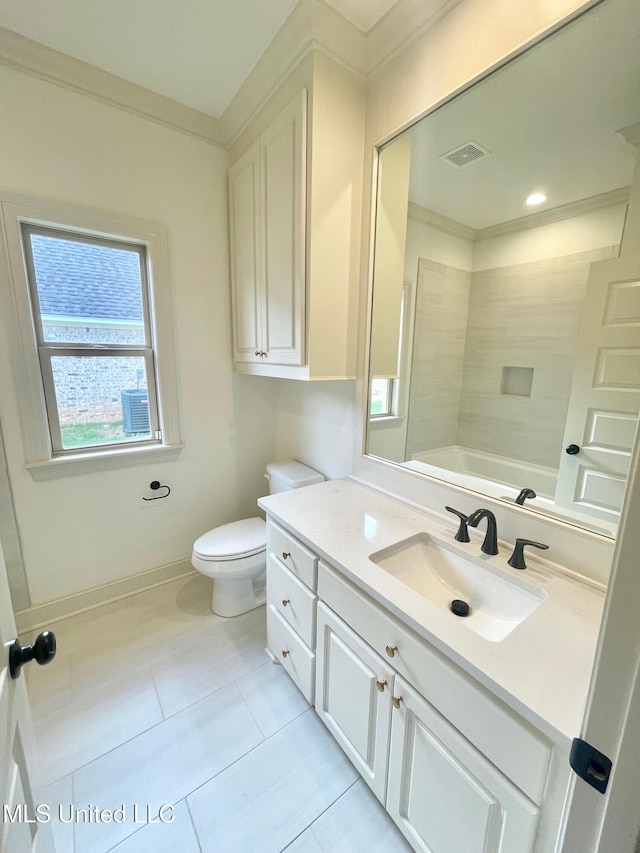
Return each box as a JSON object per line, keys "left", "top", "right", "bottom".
{"left": 366, "top": 0, "right": 640, "bottom": 539}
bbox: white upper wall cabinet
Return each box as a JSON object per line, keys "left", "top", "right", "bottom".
{"left": 229, "top": 54, "right": 365, "bottom": 380}
{"left": 230, "top": 91, "right": 306, "bottom": 369}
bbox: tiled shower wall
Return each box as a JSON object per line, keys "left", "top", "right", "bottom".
{"left": 407, "top": 246, "right": 619, "bottom": 469}
{"left": 405, "top": 258, "right": 471, "bottom": 459}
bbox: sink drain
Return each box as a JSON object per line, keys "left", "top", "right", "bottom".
{"left": 450, "top": 599, "right": 470, "bottom": 617}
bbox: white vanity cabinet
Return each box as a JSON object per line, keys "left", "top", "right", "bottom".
{"left": 229, "top": 91, "right": 306, "bottom": 369}
{"left": 316, "top": 591, "right": 539, "bottom": 853}
{"left": 315, "top": 601, "right": 395, "bottom": 802}
{"left": 263, "top": 510, "right": 572, "bottom": 853}
{"left": 265, "top": 520, "right": 318, "bottom": 702}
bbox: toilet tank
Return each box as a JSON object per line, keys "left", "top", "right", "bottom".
{"left": 266, "top": 460, "right": 324, "bottom": 494}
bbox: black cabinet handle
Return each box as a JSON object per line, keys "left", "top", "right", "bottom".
{"left": 566, "top": 444, "right": 581, "bottom": 455}
{"left": 9, "top": 630, "right": 57, "bottom": 680}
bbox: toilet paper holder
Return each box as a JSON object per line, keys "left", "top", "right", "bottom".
{"left": 143, "top": 480, "right": 171, "bottom": 501}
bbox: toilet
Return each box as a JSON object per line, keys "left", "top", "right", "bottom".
{"left": 191, "top": 461, "right": 324, "bottom": 617}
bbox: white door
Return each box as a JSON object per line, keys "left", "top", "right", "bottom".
{"left": 559, "top": 433, "right": 640, "bottom": 852}
{"left": 555, "top": 256, "right": 640, "bottom": 524}
{"left": 315, "top": 602, "right": 394, "bottom": 803}
{"left": 386, "top": 676, "right": 539, "bottom": 853}
{"left": 1, "top": 536, "right": 56, "bottom": 853}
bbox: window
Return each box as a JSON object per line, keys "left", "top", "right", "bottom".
{"left": 370, "top": 377, "right": 394, "bottom": 417}
{"left": 0, "top": 197, "right": 181, "bottom": 478}
{"left": 369, "top": 283, "right": 411, "bottom": 420}
{"left": 22, "top": 226, "right": 160, "bottom": 452}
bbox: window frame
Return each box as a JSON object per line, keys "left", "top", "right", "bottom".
{"left": 0, "top": 196, "right": 182, "bottom": 479}
{"left": 368, "top": 282, "right": 412, "bottom": 423}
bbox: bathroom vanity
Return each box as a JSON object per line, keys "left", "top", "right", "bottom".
{"left": 258, "top": 478, "right": 604, "bottom": 853}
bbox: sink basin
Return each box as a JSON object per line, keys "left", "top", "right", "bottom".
{"left": 369, "top": 533, "right": 547, "bottom": 642}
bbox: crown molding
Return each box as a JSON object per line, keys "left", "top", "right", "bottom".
{"left": 365, "top": 0, "right": 465, "bottom": 75}
{"left": 407, "top": 202, "right": 476, "bottom": 240}
{"left": 219, "top": 0, "right": 365, "bottom": 146}
{"left": 617, "top": 123, "right": 640, "bottom": 152}
{"left": 409, "top": 188, "right": 630, "bottom": 244}
{"left": 0, "top": 0, "right": 464, "bottom": 150}
{"left": 0, "top": 27, "right": 226, "bottom": 148}
{"left": 475, "top": 187, "right": 630, "bottom": 241}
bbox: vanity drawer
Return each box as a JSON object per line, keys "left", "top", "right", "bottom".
{"left": 267, "top": 604, "right": 315, "bottom": 704}
{"left": 318, "top": 561, "right": 551, "bottom": 806}
{"left": 267, "top": 554, "right": 316, "bottom": 648}
{"left": 268, "top": 521, "right": 318, "bottom": 590}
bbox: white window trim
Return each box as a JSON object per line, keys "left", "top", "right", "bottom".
{"left": 0, "top": 195, "right": 183, "bottom": 479}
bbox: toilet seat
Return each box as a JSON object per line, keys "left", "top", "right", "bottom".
{"left": 193, "top": 517, "right": 266, "bottom": 562}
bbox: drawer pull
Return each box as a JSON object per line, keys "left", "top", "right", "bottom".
{"left": 282, "top": 599, "right": 290, "bottom": 607}
{"left": 385, "top": 644, "right": 397, "bottom": 658}
{"left": 282, "top": 551, "right": 292, "bottom": 560}
{"left": 392, "top": 695, "right": 403, "bottom": 709}
{"left": 376, "top": 679, "right": 387, "bottom": 693}
{"left": 281, "top": 649, "right": 290, "bottom": 658}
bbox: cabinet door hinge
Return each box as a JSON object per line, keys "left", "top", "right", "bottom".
{"left": 570, "top": 738, "right": 612, "bottom": 794}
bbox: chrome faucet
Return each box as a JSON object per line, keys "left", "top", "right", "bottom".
{"left": 467, "top": 508, "right": 499, "bottom": 555}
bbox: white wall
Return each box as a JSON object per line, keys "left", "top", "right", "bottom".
{"left": 0, "top": 66, "right": 277, "bottom": 606}
{"left": 274, "top": 380, "right": 357, "bottom": 481}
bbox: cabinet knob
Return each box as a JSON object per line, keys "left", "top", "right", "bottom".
{"left": 385, "top": 644, "right": 397, "bottom": 658}
{"left": 392, "top": 695, "right": 403, "bottom": 709}
{"left": 281, "top": 650, "right": 290, "bottom": 658}
{"left": 376, "top": 679, "right": 387, "bottom": 693}
{"left": 282, "top": 599, "right": 290, "bottom": 607}
{"left": 282, "top": 551, "right": 291, "bottom": 561}
{"left": 254, "top": 350, "right": 266, "bottom": 357}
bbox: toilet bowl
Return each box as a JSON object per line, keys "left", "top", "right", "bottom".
{"left": 191, "top": 461, "right": 324, "bottom": 617}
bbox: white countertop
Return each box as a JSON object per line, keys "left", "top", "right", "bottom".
{"left": 258, "top": 477, "right": 605, "bottom": 751}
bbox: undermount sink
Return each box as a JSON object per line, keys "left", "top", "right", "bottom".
{"left": 369, "top": 533, "right": 547, "bottom": 642}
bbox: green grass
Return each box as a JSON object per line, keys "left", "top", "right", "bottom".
{"left": 370, "top": 400, "right": 384, "bottom": 415}
{"left": 60, "top": 421, "right": 150, "bottom": 449}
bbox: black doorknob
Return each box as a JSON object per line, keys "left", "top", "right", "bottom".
{"left": 9, "top": 630, "right": 57, "bottom": 680}
{"left": 566, "top": 444, "right": 581, "bottom": 455}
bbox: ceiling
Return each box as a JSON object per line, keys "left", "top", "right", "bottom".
{"left": 0, "top": 0, "right": 401, "bottom": 119}
{"left": 402, "top": 0, "right": 640, "bottom": 230}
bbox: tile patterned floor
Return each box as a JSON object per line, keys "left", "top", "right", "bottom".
{"left": 26, "top": 573, "right": 412, "bottom": 852}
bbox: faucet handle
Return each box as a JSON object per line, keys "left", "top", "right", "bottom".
{"left": 445, "top": 506, "right": 470, "bottom": 543}
{"left": 508, "top": 538, "right": 549, "bottom": 570}
{"left": 515, "top": 488, "right": 536, "bottom": 506}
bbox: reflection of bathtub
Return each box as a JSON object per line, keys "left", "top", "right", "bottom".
{"left": 409, "top": 445, "right": 558, "bottom": 498}
{"left": 404, "top": 445, "right": 617, "bottom": 537}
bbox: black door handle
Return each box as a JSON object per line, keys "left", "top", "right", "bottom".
{"left": 566, "top": 444, "right": 581, "bottom": 455}
{"left": 9, "top": 630, "right": 57, "bottom": 680}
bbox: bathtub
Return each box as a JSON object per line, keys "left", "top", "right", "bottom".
{"left": 404, "top": 445, "right": 616, "bottom": 537}
{"left": 409, "top": 445, "right": 558, "bottom": 498}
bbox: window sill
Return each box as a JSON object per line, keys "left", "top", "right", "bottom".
{"left": 368, "top": 416, "right": 405, "bottom": 429}
{"left": 27, "top": 443, "right": 183, "bottom": 481}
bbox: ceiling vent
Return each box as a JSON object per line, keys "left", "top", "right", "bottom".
{"left": 440, "top": 141, "right": 490, "bottom": 168}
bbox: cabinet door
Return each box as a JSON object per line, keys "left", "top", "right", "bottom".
{"left": 387, "top": 677, "right": 539, "bottom": 853}
{"left": 260, "top": 90, "right": 307, "bottom": 365}
{"left": 267, "top": 604, "right": 315, "bottom": 704}
{"left": 315, "top": 602, "right": 395, "bottom": 803}
{"left": 229, "top": 140, "right": 262, "bottom": 362}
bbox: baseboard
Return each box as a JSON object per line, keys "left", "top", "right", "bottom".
{"left": 15, "top": 559, "right": 196, "bottom": 633}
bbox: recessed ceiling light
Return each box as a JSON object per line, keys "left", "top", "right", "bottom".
{"left": 526, "top": 193, "right": 547, "bottom": 206}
